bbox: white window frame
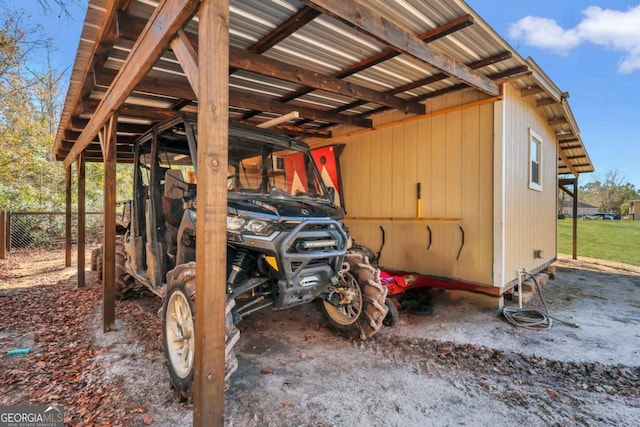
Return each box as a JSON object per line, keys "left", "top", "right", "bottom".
{"left": 528, "top": 128, "right": 542, "bottom": 191}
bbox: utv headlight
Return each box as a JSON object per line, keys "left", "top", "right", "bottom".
{"left": 245, "top": 219, "right": 270, "bottom": 234}
{"left": 227, "top": 216, "right": 246, "bottom": 231}
{"left": 226, "top": 216, "right": 274, "bottom": 236}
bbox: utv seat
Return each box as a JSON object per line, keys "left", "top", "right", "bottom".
{"left": 162, "top": 169, "right": 187, "bottom": 269}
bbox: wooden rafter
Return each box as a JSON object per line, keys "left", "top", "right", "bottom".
{"left": 548, "top": 117, "right": 568, "bottom": 126}
{"left": 229, "top": 47, "right": 425, "bottom": 115}
{"left": 278, "top": 14, "right": 475, "bottom": 104}
{"left": 95, "top": 65, "right": 372, "bottom": 128}
{"left": 248, "top": 6, "right": 320, "bottom": 54}
{"left": 230, "top": 90, "right": 371, "bottom": 128}
{"left": 536, "top": 98, "right": 557, "bottom": 107}
{"left": 521, "top": 86, "right": 544, "bottom": 97}
{"left": 307, "top": 51, "right": 514, "bottom": 125}
{"left": 81, "top": 98, "right": 180, "bottom": 122}
{"left": 63, "top": 0, "right": 201, "bottom": 169}
{"left": 558, "top": 145, "right": 579, "bottom": 177}
{"left": 302, "top": 0, "right": 498, "bottom": 96}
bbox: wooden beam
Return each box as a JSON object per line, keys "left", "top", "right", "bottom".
{"left": 95, "top": 67, "right": 196, "bottom": 103}
{"left": 558, "top": 144, "right": 582, "bottom": 151}
{"left": 278, "top": 14, "right": 475, "bottom": 103}
{"left": 63, "top": 0, "right": 201, "bottom": 169}
{"left": 230, "top": 90, "right": 372, "bottom": 128}
{"left": 558, "top": 143, "right": 579, "bottom": 177}
{"left": 248, "top": 6, "right": 320, "bottom": 54}
{"left": 548, "top": 117, "right": 568, "bottom": 126}
{"left": 64, "top": 130, "right": 137, "bottom": 145}
{"left": 559, "top": 137, "right": 579, "bottom": 144}
{"left": 77, "top": 153, "right": 86, "bottom": 288}
{"left": 70, "top": 117, "right": 150, "bottom": 134}
{"left": 100, "top": 115, "right": 118, "bottom": 332}
{"left": 229, "top": 47, "right": 424, "bottom": 115}
{"left": 194, "top": 0, "right": 228, "bottom": 423}
{"left": 521, "top": 86, "right": 544, "bottom": 97}
{"left": 65, "top": 165, "right": 72, "bottom": 267}
{"left": 171, "top": 30, "right": 199, "bottom": 95}
{"left": 82, "top": 98, "right": 179, "bottom": 121}
{"left": 274, "top": 124, "right": 331, "bottom": 138}
{"left": 536, "top": 98, "right": 557, "bottom": 107}
{"left": 302, "top": 0, "right": 499, "bottom": 96}
{"left": 311, "top": 51, "right": 515, "bottom": 122}
{"left": 66, "top": 2, "right": 118, "bottom": 122}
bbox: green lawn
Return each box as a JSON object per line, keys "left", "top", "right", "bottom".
{"left": 557, "top": 219, "right": 640, "bottom": 266}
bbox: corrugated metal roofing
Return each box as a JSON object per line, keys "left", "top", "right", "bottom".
{"left": 53, "top": 0, "right": 592, "bottom": 175}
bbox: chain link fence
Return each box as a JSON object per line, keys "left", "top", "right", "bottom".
{"left": 6, "top": 212, "right": 104, "bottom": 251}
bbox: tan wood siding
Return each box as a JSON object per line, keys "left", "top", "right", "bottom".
{"left": 342, "top": 93, "right": 494, "bottom": 285}
{"left": 502, "top": 83, "right": 558, "bottom": 282}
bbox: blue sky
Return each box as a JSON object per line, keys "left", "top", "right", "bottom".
{"left": 12, "top": 0, "right": 640, "bottom": 189}
{"left": 468, "top": 0, "right": 640, "bottom": 188}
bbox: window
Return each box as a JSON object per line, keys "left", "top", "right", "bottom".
{"left": 529, "top": 129, "right": 542, "bottom": 191}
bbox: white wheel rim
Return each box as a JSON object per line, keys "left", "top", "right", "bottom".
{"left": 166, "top": 289, "right": 194, "bottom": 379}
{"left": 323, "top": 273, "right": 363, "bottom": 326}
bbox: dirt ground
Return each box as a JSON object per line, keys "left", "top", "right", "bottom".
{"left": 1, "top": 250, "right": 639, "bottom": 426}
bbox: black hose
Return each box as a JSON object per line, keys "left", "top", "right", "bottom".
{"left": 502, "top": 272, "right": 579, "bottom": 330}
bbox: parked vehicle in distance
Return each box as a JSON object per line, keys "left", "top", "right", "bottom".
{"left": 583, "top": 213, "right": 615, "bottom": 220}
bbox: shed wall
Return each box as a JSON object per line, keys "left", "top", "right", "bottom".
{"left": 502, "top": 83, "right": 558, "bottom": 282}
{"left": 340, "top": 92, "right": 494, "bottom": 285}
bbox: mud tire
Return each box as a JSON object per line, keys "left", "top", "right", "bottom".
{"left": 94, "top": 235, "right": 136, "bottom": 299}
{"left": 321, "top": 251, "right": 388, "bottom": 340}
{"left": 162, "top": 262, "right": 240, "bottom": 400}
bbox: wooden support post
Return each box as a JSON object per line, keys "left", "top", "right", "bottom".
{"left": 65, "top": 164, "right": 72, "bottom": 267}
{"left": 559, "top": 177, "right": 579, "bottom": 261}
{"left": 5, "top": 211, "right": 10, "bottom": 252}
{"left": 572, "top": 177, "right": 578, "bottom": 260}
{"left": 193, "top": 0, "right": 229, "bottom": 424}
{"left": 99, "top": 115, "right": 118, "bottom": 332}
{"left": 0, "top": 211, "right": 6, "bottom": 260}
{"left": 77, "top": 154, "right": 86, "bottom": 288}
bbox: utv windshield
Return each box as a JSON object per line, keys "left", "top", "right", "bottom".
{"left": 226, "top": 134, "right": 330, "bottom": 203}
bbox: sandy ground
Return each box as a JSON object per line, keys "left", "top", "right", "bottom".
{"left": 1, "top": 251, "right": 639, "bottom": 426}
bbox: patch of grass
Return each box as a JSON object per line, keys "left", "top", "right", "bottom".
{"left": 558, "top": 219, "right": 640, "bottom": 266}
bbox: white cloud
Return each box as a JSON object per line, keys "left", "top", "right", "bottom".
{"left": 508, "top": 16, "right": 580, "bottom": 53}
{"left": 509, "top": 4, "right": 640, "bottom": 73}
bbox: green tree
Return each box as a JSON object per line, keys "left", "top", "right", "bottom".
{"left": 579, "top": 169, "right": 639, "bottom": 215}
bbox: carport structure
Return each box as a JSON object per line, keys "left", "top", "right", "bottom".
{"left": 53, "top": 0, "right": 592, "bottom": 423}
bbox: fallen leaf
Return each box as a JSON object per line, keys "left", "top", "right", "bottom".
{"left": 261, "top": 368, "right": 273, "bottom": 374}
{"left": 143, "top": 415, "right": 153, "bottom": 425}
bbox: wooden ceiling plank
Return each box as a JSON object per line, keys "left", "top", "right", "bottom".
{"left": 248, "top": 6, "right": 321, "bottom": 54}
{"left": 230, "top": 47, "right": 425, "bottom": 115}
{"left": 302, "top": 0, "right": 498, "bottom": 96}
{"left": 229, "top": 90, "right": 372, "bottom": 128}
{"left": 64, "top": 0, "right": 201, "bottom": 169}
